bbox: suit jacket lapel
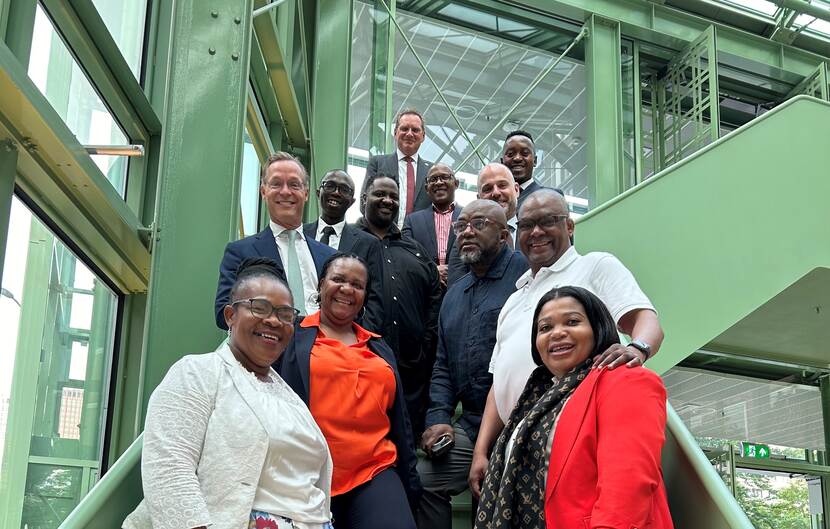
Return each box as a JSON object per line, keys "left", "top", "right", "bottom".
{"left": 303, "top": 221, "right": 318, "bottom": 241}
{"left": 415, "top": 158, "right": 430, "bottom": 206}
{"left": 253, "top": 227, "right": 284, "bottom": 269}
{"left": 545, "top": 369, "right": 601, "bottom": 502}
{"left": 340, "top": 223, "right": 355, "bottom": 251}
{"left": 446, "top": 206, "right": 461, "bottom": 258}
{"left": 424, "top": 211, "right": 438, "bottom": 261}
{"left": 293, "top": 326, "right": 317, "bottom": 401}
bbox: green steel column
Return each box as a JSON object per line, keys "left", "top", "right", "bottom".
{"left": 137, "top": 0, "right": 253, "bottom": 420}
{"left": 821, "top": 376, "right": 830, "bottom": 464}
{"left": 369, "top": 0, "right": 395, "bottom": 154}
{"left": 0, "top": 140, "right": 16, "bottom": 285}
{"left": 585, "top": 14, "right": 625, "bottom": 208}
{"left": 310, "top": 0, "right": 352, "bottom": 199}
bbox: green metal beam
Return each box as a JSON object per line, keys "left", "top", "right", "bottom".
{"left": 1, "top": 0, "right": 36, "bottom": 65}
{"left": 310, "top": 0, "right": 352, "bottom": 205}
{"left": 253, "top": 0, "right": 308, "bottom": 148}
{"left": 772, "top": 0, "right": 830, "bottom": 25}
{"left": 0, "top": 41, "right": 151, "bottom": 293}
{"left": 585, "top": 15, "right": 625, "bottom": 207}
{"left": 137, "top": 0, "right": 253, "bottom": 423}
{"left": 821, "top": 376, "right": 830, "bottom": 464}
{"left": 247, "top": 83, "right": 276, "bottom": 159}
{"left": 41, "top": 0, "right": 161, "bottom": 141}
{"left": 249, "top": 29, "right": 283, "bottom": 130}
{"left": 0, "top": 139, "right": 16, "bottom": 285}
{"left": 486, "top": 0, "right": 824, "bottom": 76}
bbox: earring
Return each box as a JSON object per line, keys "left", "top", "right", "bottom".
{"left": 227, "top": 328, "right": 232, "bottom": 337}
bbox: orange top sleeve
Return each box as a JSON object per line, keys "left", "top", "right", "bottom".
{"left": 302, "top": 312, "right": 398, "bottom": 496}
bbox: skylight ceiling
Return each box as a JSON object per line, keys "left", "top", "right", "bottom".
{"left": 720, "top": 0, "right": 779, "bottom": 17}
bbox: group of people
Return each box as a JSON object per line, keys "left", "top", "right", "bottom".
{"left": 123, "top": 109, "right": 674, "bottom": 529}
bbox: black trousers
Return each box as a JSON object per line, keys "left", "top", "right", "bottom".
{"left": 331, "top": 467, "right": 416, "bottom": 529}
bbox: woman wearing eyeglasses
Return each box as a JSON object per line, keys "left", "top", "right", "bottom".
{"left": 123, "top": 258, "right": 333, "bottom": 529}
{"left": 278, "top": 252, "right": 421, "bottom": 529}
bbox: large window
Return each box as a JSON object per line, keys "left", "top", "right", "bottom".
{"left": 348, "top": 1, "right": 588, "bottom": 217}
{"left": 0, "top": 197, "right": 119, "bottom": 529}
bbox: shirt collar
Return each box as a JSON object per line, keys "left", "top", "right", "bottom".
{"left": 432, "top": 202, "right": 456, "bottom": 215}
{"left": 507, "top": 215, "right": 517, "bottom": 232}
{"left": 356, "top": 216, "right": 401, "bottom": 240}
{"left": 270, "top": 221, "right": 305, "bottom": 241}
{"left": 318, "top": 217, "right": 346, "bottom": 236}
{"left": 397, "top": 149, "right": 419, "bottom": 164}
{"left": 463, "top": 244, "right": 515, "bottom": 291}
{"left": 514, "top": 246, "right": 580, "bottom": 289}
{"left": 300, "top": 310, "right": 381, "bottom": 340}
{"left": 520, "top": 179, "right": 534, "bottom": 190}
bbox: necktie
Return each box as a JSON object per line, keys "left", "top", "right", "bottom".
{"left": 507, "top": 224, "right": 516, "bottom": 250}
{"left": 283, "top": 229, "right": 306, "bottom": 315}
{"left": 405, "top": 156, "right": 416, "bottom": 214}
{"left": 320, "top": 225, "right": 336, "bottom": 248}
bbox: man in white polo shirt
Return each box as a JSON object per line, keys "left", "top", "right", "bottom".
{"left": 467, "top": 188, "right": 665, "bottom": 498}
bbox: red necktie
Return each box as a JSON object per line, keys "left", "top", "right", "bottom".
{"left": 405, "top": 156, "right": 416, "bottom": 214}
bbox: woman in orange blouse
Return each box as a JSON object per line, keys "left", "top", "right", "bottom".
{"left": 278, "top": 252, "right": 421, "bottom": 529}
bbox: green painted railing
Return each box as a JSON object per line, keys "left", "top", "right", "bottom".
{"left": 60, "top": 95, "right": 830, "bottom": 529}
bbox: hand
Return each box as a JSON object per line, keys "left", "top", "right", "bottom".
{"left": 437, "top": 264, "right": 448, "bottom": 288}
{"left": 421, "top": 423, "right": 453, "bottom": 451}
{"left": 468, "top": 451, "right": 489, "bottom": 500}
{"left": 592, "top": 343, "right": 646, "bottom": 370}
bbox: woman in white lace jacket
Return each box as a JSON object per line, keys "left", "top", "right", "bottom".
{"left": 123, "top": 258, "right": 333, "bottom": 529}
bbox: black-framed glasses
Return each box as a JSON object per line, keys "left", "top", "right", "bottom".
{"left": 232, "top": 298, "right": 300, "bottom": 324}
{"left": 426, "top": 174, "right": 454, "bottom": 184}
{"left": 452, "top": 217, "right": 503, "bottom": 234}
{"left": 516, "top": 215, "right": 569, "bottom": 232}
{"left": 320, "top": 181, "right": 354, "bottom": 195}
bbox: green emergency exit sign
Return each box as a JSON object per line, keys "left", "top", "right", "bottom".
{"left": 741, "top": 442, "right": 770, "bottom": 459}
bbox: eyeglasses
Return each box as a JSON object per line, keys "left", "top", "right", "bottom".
{"left": 426, "top": 174, "right": 454, "bottom": 184}
{"left": 452, "top": 217, "right": 503, "bottom": 234}
{"left": 319, "top": 181, "right": 354, "bottom": 195}
{"left": 516, "top": 215, "right": 568, "bottom": 232}
{"left": 232, "top": 298, "right": 300, "bottom": 324}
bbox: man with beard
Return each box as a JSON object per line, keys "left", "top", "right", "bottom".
{"left": 303, "top": 169, "right": 385, "bottom": 332}
{"left": 357, "top": 174, "right": 442, "bottom": 442}
{"left": 402, "top": 163, "right": 464, "bottom": 289}
{"left": 416, "top": 200, "right": 528, "bottom": 529}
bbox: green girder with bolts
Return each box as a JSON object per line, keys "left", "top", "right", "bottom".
{"left": 0, "top": 0, "right": 829, "bottom": 527}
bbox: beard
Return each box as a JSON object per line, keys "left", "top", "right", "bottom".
{"left": 459, "top": 247, "right": 482, "bottom": 265}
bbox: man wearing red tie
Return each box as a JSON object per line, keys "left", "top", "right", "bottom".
{"left": 363, "top": 109, "right": 433, "bottom": 226}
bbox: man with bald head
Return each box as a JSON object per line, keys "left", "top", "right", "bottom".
{"left": 467, "top": 188, "right": 665, "bottom": 499}
{"left": 476, "top": 162, "right": 520, "bottom": 238}
{"left": 416, "top": 199, "right": 529, "bottom": 529}
{"left": 402, "top": 163, "right": 463, "bottom": 288}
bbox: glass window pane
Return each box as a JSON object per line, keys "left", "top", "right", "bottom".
{"left": 28, "top": 4, "right": 130, "bottom": 197}
{"left": 735, "top": 469, "right": 821, "bottom": 529}
{"left": 240, "top": 129, "right": 261, "bottom": 237}
{"left": 0, "top": 196, "right": 118, "bottom": 529}
{"left": 89, "top": 0, "right": 148, "bottom": 77}
{"left": 664, "top": 367, "right": 826, "bottom": 453}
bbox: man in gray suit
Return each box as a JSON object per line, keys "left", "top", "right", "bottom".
{"left": 364, "top": 109, "right": 433, "bottom": 225}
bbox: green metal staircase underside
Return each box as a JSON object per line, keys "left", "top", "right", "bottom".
{"left": 60, "top": 96, "right": 830, "bottom": 529}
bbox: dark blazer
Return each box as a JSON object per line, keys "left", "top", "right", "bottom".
{"left": 364, "top": 152, "right": 433, "bottom": 213}
{"left": 401, "top": 205, "right": 462, "bottom": 265}
{"left": 277, "top": 325, "right": 423, "bottom": 507}
{"left": 303, "top": 220, "right": 385, "bottom": 333}
{"left": 516, "top": 180, "right": 565, "bottom": 212}
{"left": 214, "top": 226, "right": 335, "bottom": 329}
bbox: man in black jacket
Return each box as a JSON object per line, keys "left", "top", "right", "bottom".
{"left": 304, "top": 169, "right": 384, "bottom": 332}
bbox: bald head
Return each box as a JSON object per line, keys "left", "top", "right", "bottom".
{"left": 463, "top": 199, "right": 507, "bottom": 227}
{"left": 516, "top": 188, "right": 574, "bottom": 274}
{"left": 518, "top": 188, "right": 568, "bottom": 218}
{"left": 425, "top": 163, "right": 458, "bottom": 210}
{"left": 455, "top": 199, "right": 510, "bottom": 274}
{"left": 477, "top": 163, "right": 519, "bottom": 219}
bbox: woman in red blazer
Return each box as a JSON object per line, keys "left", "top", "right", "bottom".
{"left": 476, "top": 286, "right": 673, "bottom": 529}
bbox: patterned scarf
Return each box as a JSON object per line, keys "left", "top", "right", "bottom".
{"left": 475, "top": 358, "right": 593, "bottom": 529}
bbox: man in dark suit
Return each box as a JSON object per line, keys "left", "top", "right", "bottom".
{"left": 363, "top": 109, "right": 433, "bottom": 224}
{"left": 214, "top": 152, "right": 334, "bottom": 329}
{"left": 303, "top": 169, "right": 385, "bottom": 332}
{"left": 501, "top": 130, "right": 553, "bottom": 211}
{"left": 401, "top": 163, "right": 463, "bottom": 289}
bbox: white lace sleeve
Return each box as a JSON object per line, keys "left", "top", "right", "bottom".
{"left": 141, "top": 355, "right": 219, "bottom": 529}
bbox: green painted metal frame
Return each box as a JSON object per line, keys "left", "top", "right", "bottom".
{"left": 585, "top": 15, "right": 625, "bottom": 207}
{"left": 786, "top": 61, "right": 829, "bottom": 99}
{"left": 0, "top": 139, "right": 16, "bottom": 284}
{"left": 309, "top": 0, "right": 353, "bottom": 210}
{"left": 135, "top": 0, "right": 254, "bottom": 425}
{"left": 0, "top": 42, "right": 151, "bottom": 293}
{"left": 369, "top": 0, "right": 397, "bottom": 154}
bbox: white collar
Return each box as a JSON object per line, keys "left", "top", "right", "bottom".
{"left": 318, "top": 218, "right": 346, "bottom": 236}
{"left": 269, "top": 221, "right": 305, "bottom": 241}
{"left": 515, "top": 246, "right": 580, "bottom": 288}
{"left": 520, "top": 179, "right": 534, "bottom": 190}
{"left": 397, "top": 149, "right": 419, "bottom": 163}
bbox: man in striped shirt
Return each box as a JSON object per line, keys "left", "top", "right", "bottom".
{"left": 402, "top": 163, "right": 463, "bottom": 289}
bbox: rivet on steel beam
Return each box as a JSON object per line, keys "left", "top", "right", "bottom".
{"left": 0, "top": 139, "right": 17, "bottom": 152}
{"left": 211, "top": 10, "right": 218, "bottom": 17}
{"left": 209, "top": 47, "right": 216, "bottom": 55}
{"left": 232, "top": 53, "right": 239, "bottom": 61}
{"left": 234, "top": 17, "right": 241, "bottom": 24}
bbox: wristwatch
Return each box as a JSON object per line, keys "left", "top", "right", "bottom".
{"left": 627, "top": 339, "right": 652, "bottom": 361}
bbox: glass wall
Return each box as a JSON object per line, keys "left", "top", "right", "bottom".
{"left": 28, "top": 4, "right": 131, "bottom": 196}
{"left": 348, "top": 0, "right": 588, "bottom": 217}
{"left": 0, "top": 197, "right": 118, "bottom": 529}
{"left": 240, "top": 129, "right": 262, "bottom": 237}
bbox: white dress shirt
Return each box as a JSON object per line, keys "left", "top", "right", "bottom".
{"left": 397, "top": 149, "right": 419, "bottom": 227}
{"left": 315, "top": 218, "right": 346, "bottom": 250}
{"left": 270, "top": 221, "right": 319, "bottom": 315}
{"left": 507, "top": 215, "right": 518, "bottom": 246}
